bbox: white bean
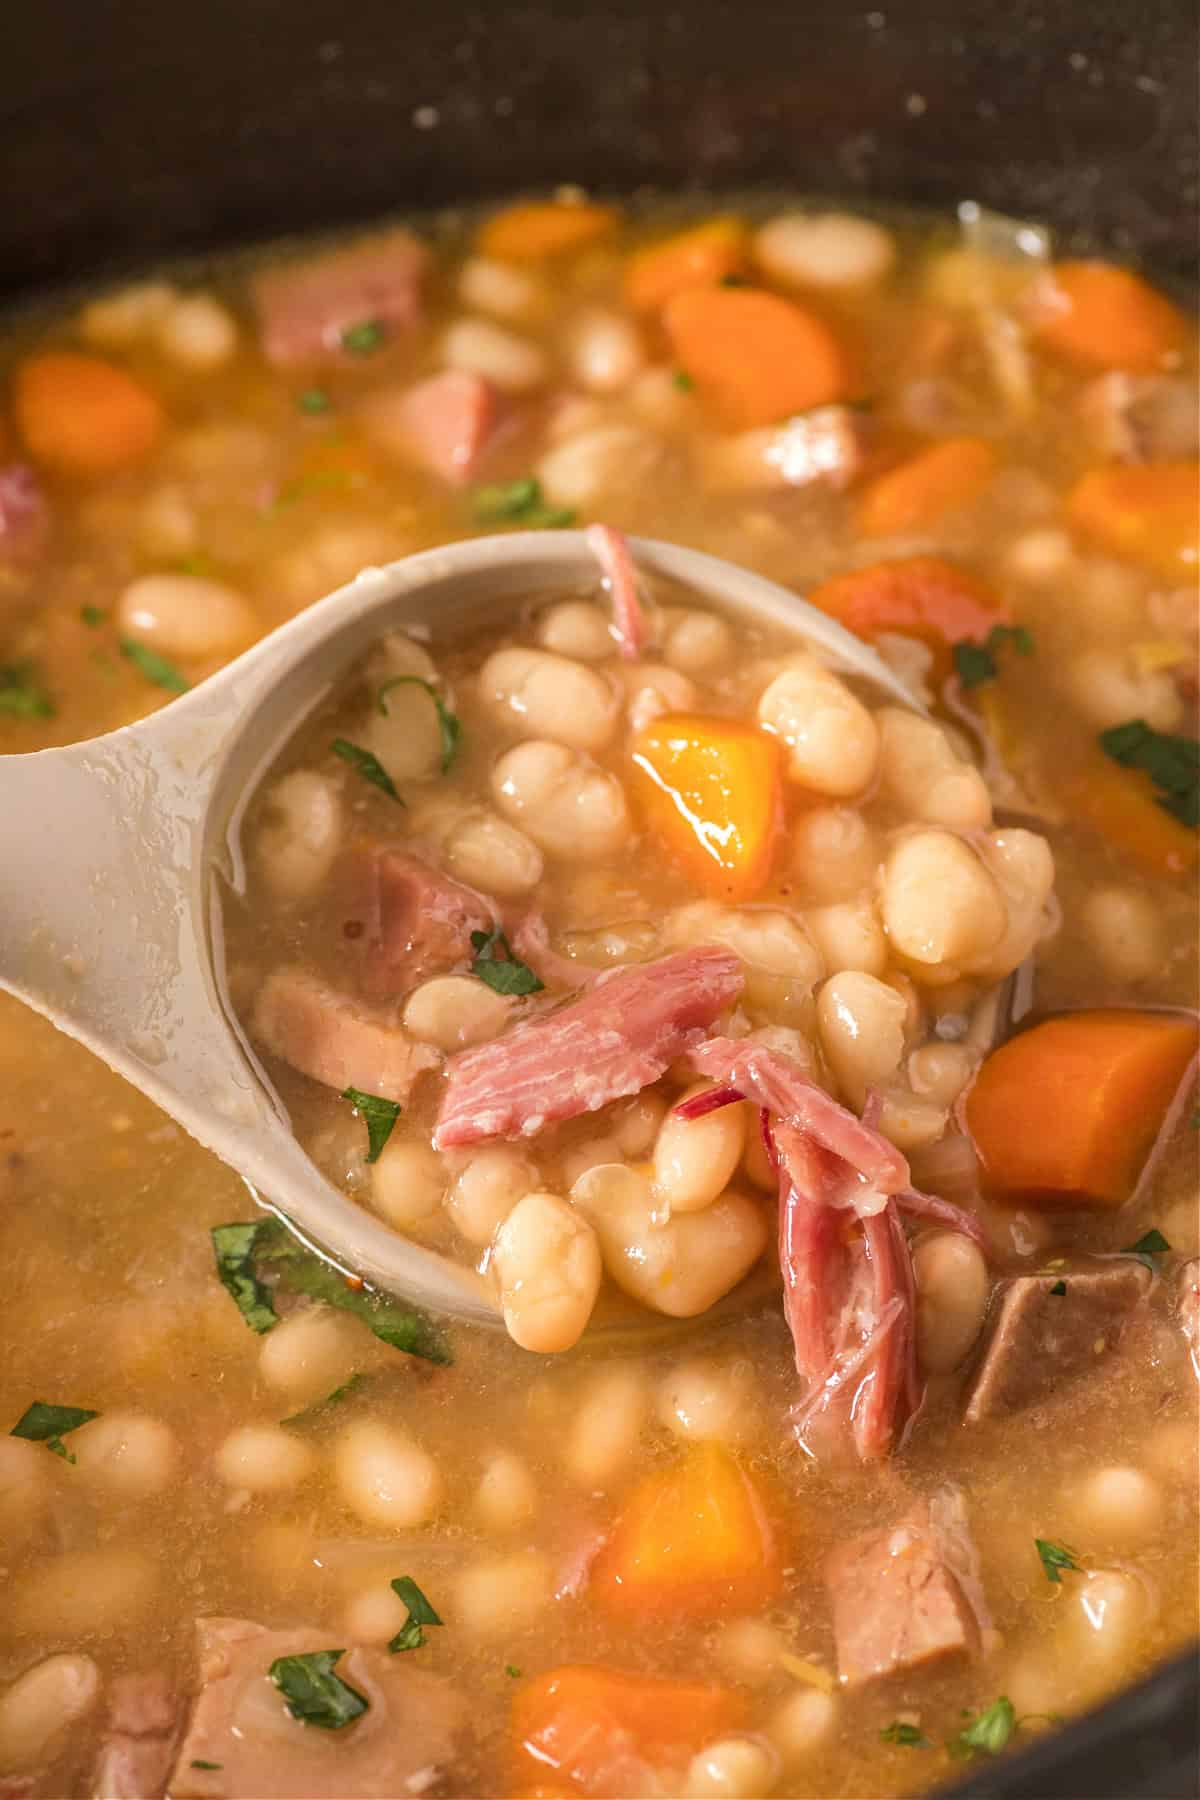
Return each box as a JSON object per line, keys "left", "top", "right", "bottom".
{"left": 685, "top": 1737, "right": 778, "bottom": 1799}
{"left": 666, "top": 901, "right": 823, "bottom": 1016}
{"left": 563, "top": 1365, "right": 649, "bottom": 1486}
{"left": 657, "top": 1356, "right": 761, "bottom": 1445}
{"left": 1081, "top": 886, "right": 1165, "bottom": 984}
{"left": 881, "top": 829, "right": 1007, "bottom": 971}
{"left": 767, "top": 1689, "right": 838, "bottom": 1767}
{"left": 443, "top": 808, "right": 544, "bottom": 896}
{"left": 805, "top": 894, "right": 887, "bottom": 976}
{"left": 214, "top": 1424, "right": 316, "bottom": 1494}
{"left": 0, "top": 1438, "right": 51, "bottom": 1552}
{"left": 876, "top": 1086, "right": 949, "bottom": 1152}
{"left": 403, "top": 975, "right": 511, "bottom": 1052}
{"left": 625, "top": 662, "right": 699, "bottom": 734}
{"left": 912, "top": 1233, "right": 990, "bottom": 1374}
{"left": 754, "top": 211, "right": 895, "bottom": 290}
{"left": 659, "top": 606, "right": 736, "bottom": 675}
{"left": 537, "top": 422, "right": 662, "bottom": 509}
{"left": 480, "top": 647, "right": 619, "bottom": 751}
{"left": 907, "top": 1041, "right": 973, "bottom": 1106}
{"left": 1070, "top": 1466, "right": 1164, "bottom": 1547}
{"left": 1064, "top": 646, "right": 1182, "bottom": 735}
{"left": 715, "top": 1618, "right": 789, "bottom": 1686}
{"left": 474, "top": 1450, "right": 538, "bottom": 1532}
{"left": 573, "top": 1164, "right": 767, "bottom": 1317}
{"left": 452, "top": 1551, "right": 550, "bottom": 1638}
{"left": 0, "top": 1654, "right": 100, "bottom": 1773}
{"left": 257, "top": 1307, "right": 362, "bottom": 1405}
{"left": 966, "top": 827, "right": 1056, "bottom": 981}
{"left": 492, "top": 1191, "right": 602, "bottom": 1352}
{"left": 341, "top": 1581, "right": 411, "bottom": 1647}
{"left": 79, "top": 280, "right": 177, "bottom": 347}
{"left": 791, "top": 806, "right": 878, "bottom": 900}
{"left": 631, "top": 364, "right": 698, "bottom": 431}
{"left": 117, "top": 572, "right": 256, "bottom": 659}
{"left": 758, "top": 656, "right": 879, "bottom": 797}
{"left": 334, "top": 1421, "right": 441, "bottom": 1527}
{"left": 563, "top": 308, "right": 646, "bottom": 392}
{"left": 817, "top": 971, "right": 908, "bottom": 1106}
{"left": 876, "top": 708, "right": 992, "bottom": 831}
{"left": 364, "top": 679, "right": 446, "bottom": 782}
{"left": 457, "top": 256, "right": 547, "bottom": 322}
{"left": 492, "top": 739, "right": 630, "bottom": 859}
{"left": 137, "top": 484, "right": 199, "bottom": 557}
{"left": 561, "top": 1134, "right": 625, "bottom": 1187}
{"left": 72, "top": 1411, "right": 179, "bottom": 1498}
{"left": 254, "top": 770, "right": 343, "bottom": 902}
{"left": 156, "top": 293, "right": 238, "bottom": 368}
{"left": 370, "top": 1137, "right": 448, "bottom": 1233}
{"left": 653, "top": 1083, "right": 747, "bottom": 1213}
{"left": 441, "top": 316, "right": 548, "bottom": 392}
{"left": 375, "top": 631, "right": 439, "bottom": 683}
{"left": 536, "top": 600, "right": 615, "bottom": 662}
{"left": 1006, "top": 527, "right": 1074, "bottom": 582}
{"left": 447, "top": 1145, "right": 537, "bottom": 1245}
{"left": 1067, "top": 1569, "right": 1151, "bottom": 1670}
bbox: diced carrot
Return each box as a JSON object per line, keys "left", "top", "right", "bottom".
{"left": 856, "top": 436, "right": 997, "bottom": 538}
{"left": 592, "top": 1442, "right": 782, "bottom": 1619}
{"left": 1061, "top": 754, "right": 1197, "bottom": 879}
{"left": 510, "top": 1664, "right": 749, "bottom": 1796}
{"left": 13, "top": 351, "right": 163, "bottom": 478}
{"left": 808, "top": 555, "right": 1007, "bottom": 683}
{"left": 1031, "top": 261, "right": 1187, "bottom": 372}
{"left": 663, "top": 286, "right": 854, "bottom": 428}
{"left": 631, "top": 713, "right": 783, "bottom": 902}
{"left": 966, "top": 1009, "right": 1198, "bottom": 1210}
{"left": 1066, "top": 462, "right": 1199, "bottom": 581}
{"left": 477, "top": 200, "right": 619, "bottom": 262}
{"left": 624, "top": 217, "right": 748, "bottom": 313}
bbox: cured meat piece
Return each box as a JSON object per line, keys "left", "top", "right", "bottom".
{"left": 587, "top": 523, "right": 649, "bottom": 660}
{"left": 251, "top": 228, "right": 428, "bottom": 366}
{"left": 434, "top": 947, "right": 741, "bottom": 1148}
{"left": 92, "top": 1672, "right": 180, "bottom": 1800}
{"left": 1176, "top": 1258, "right": 1200, "bottom": 1382}
{"left": 359, "top": 371, "right": 500, "bottom": 486}
{"left": 509, "top": 911, "right": 601, "bottom": 992}
{"left": 333, "top": 843, "right": 494, "bottom": 1000}
{"left": 0, "top": 464, "right": 47, "bottom": 560}
{"left": 252, "top": 965, "right": 441, "bottom": 1100}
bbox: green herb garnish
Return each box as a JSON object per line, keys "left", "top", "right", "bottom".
{"left": 1035, "top": 1538, "right": 1080, "bottom": 1584}
{"left": 387, "top": 1577, "right": 443, "bottom": 1653}
{"left": 672, "top": 369, "right": 695, "bottom": 392}
{"left": 880, "top": 1721, "right": 930, "bottom": 1747}
{"left": 472, "top": 476, "right": 576, "bottom": 529}
{"left": 952, "top": 1696, "right": 1016, "bottom": 1758}
{"left": 281, "top": 1373, "right": 368, "bottom": 1430}
{"left": 469, "top": 927, "right": 544, "bottom": 997}
{"left": 953, "top": 624, "right": 1035, "bottom": 690}
{"left": 0, "top": 662, "right": 54, "bottom": 718}
{"left": 80, "top": 604, "right": 108, "bottom": 628}
{"left": 1098, "top": 719, "right": 1199, "bottom": 829}
{"left": 331, "top": 737, "right": 403, "bottom": 802}
{"left": 1121, "top": 1226, "right": 1171, "bottom": 1271}
{"left": 119, "top": 639, "right": 189, "bottom": 694}
{"left": 378, "top": 676, "right": 462, "bottom": 774}
{"left": 341, "top": 319, "right": 386, "bottom": 355}
{"left": 174, "top": 552, "right": 219, "bottom": 577}
{"left": 505, "top": 1664, "right": 523, "bottom": 1679}
{"left": 269, "top": 469, "right": 354, "bottom": 514}
{"left": 190, "top": 1762, "right": 223, "bottom": 1771}
{"left": 10, "top": 1400, "right": 99, "bottom": 1463}
{"left": 210, "top": 1222, "right": 280, "bottom": 1334}
{"left": 341, "top": 1086, "right": 401, "bottom": 1163}
{"left": 269, "top": 1650, "right": 368, "bottom": 1729}
{"left": 298, "top": 388, "right": 332, "bottom": 414}
{"left": 1049, "top": 1279, "right": 1067, "bottom": 1296}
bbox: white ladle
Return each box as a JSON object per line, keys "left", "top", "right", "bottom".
{"left": 0, "top": 532, "right": 920, "bottom": 1327}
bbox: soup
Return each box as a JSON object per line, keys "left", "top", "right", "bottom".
{"left": 0, "top": 194, "right": 1196, "bottom": 1800}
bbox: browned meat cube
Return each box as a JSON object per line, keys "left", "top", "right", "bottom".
{"left": 964, "top": 1262, "right": 1152, "bottom": 1423}
{"left": 92, "top": 1672, "right": 179, "bottom": 1800}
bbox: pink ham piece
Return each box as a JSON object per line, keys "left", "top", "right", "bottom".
{"left": 587, "top": 523, "right": 649, "bottom": 660}
{"left": 359, "top": 371, "right": 500, "bottom": 486}
{"left": 433, "top": 946, "right": 742, "bottom": 1149}
{"left": 251, "top": 227, "right": 429, "bottom": 366}
{"left": 509, "top": 911, "right": 602, "bottom": 993}
{"left": 333, "top": 843, "right": 494, "bottom": 1000}
{"left": 91, "top": 1672, "right": 180, "bottom": 1800}
{"left": 0, "top": 464, "right": 47, "bottom": 560}
{"left": 252, "top": 965, "right": 440, "bottom": 1100}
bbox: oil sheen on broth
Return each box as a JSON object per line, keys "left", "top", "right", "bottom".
{"left": 0, "top": 194, "right": 1196, "bottom": 1800}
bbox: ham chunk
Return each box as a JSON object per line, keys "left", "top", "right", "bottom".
{"left": 0, "top": 464, "right": 47, "bottom": 561}
{"left": 824, "top": 1487, "right": 989, "bottom": 1688}
{"left": 359, "top": 371, "right": 500, "bottom": 486}
{"left": 92, "top": 1672, "right": 179, "bottom": 1800}
{"left": 1078, "top": 371, "right": 1199, "bottom": 463}
{"left": 252, "top": 228, "right": 428, "bottom": 367}
{"left": 334, "top": 843, "right": 494, "bottom": 999}
{"left": 434, "top": 947, "right": 742, "bottom": 1149}
{"left": 252, "top": 965, "right": 440, "bottom": 1099}
{"left": 169, "top": 1618, "right": 465, "bottom": 1800}
{"left": 964, "top": 1262, "right": 1152, "bottom": 1423}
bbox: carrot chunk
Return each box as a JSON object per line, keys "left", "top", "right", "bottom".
{"left": 663, "top": 286, "right": 853, "bottom": 428}
{"left": 856, "top": 436, "right": 997, "bottom": 538}
{"left": 1061, "top": 755, "right": 1197, "bottom": 879}
{"left": 477, "top": 200, "right": 619, "bottom": 262}
{"left": 1032, "top": 261, "right": 1187, "bottom": 371}
{"left": 510, "top": 1664, "right": 749, "bottom": 1795}
{"left": 631, "top": 713, "right": 782, "bottom": 901}
{"left": 13, "top": 351, "right": 163, "bottom": 478}
{"left": 592, "top": 1442, "right": 782, "bottom": 1618}
{"left": 624, "top": 217, "right": 748, "bottom": 313}
{"left": 1066, "top": 462, "right": 1199, "bottom": 581}
{"left": 966, "top": 1010, "right": 1198, "bottom": 1210}
{"left": 809, "top": 555, "right": 1006, "bottom": 683}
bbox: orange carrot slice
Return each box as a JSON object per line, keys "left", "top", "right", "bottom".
{"left": 631, "top": 713, "right": 782, "bottom": 902}
{"left": 1066, "top": 461, "right": 1199, "bottom": 581}
{"left": 856, "top": 436, "right": 997, "bottom": 538}
{"left": 1031, "top": 261, "right": 1187, "bottom": 371}
{"left": 510, "top": 1664, "right": 749, "bottom": 1795}
{"left": 966, "top": 1010, "right": 1198, "bottom": 1210}
{"left": 624, "top": 218, "right": 748, "bottom": 313}
{"left": 592, "top": 1442, "right": 782, "bottom": 1619}
{"left": 809, "top": 555, "right": 1006, "bottom": 683}
{"left": 1061, "top": 754, "right": 1197, "bottom": 879}
{"left": 663, "top": 286, "right": 853, "bottom": 428}
{"left": 13, "top": 351, "right": 163, "bottom": 478}
{"left": 477, "top": 200, "right": 619, "bottom": 262}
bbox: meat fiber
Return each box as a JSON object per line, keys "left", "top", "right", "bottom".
{"left": 433, "top": 947, "right": 742, "bottom": 1149}
{"left": 359, "top": 370, "right": 500, "bottom": 486}
{"left": 333, "top": 842, "right": 494, "bottom": 1000}
{"left": 252, "top": 965, "right": 441, "bottom": 1099}
{"left": 252, "top": 228, "right": 429, "bottom": 366}
{"left": 91, "top": 1673, "right": 180, "bottom": 1800}
{"left": 0, "top": 464, "right": 47, "bottom": 561}
{"left": 587, "top": 523, "right": 649, "bottom": 660}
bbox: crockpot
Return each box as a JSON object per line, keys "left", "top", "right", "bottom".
{"left": 2, "top": 3, "right": 1197, "bottom": 1795}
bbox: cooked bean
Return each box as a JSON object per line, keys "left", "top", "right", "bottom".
{"left": 966, "top": 827, "right": 1056, "bottom": 980}
{"left": 371, "top": 1137, "right": 448, "bottom": 1233}
{"left": 72, "top": 1411, "right": 179, "bottom": 1497}
{"left": 876, "top": 708, "right": 992, "bottom": 831}
{"left": 791, "top": 805, "right": 878, "bottom": 900}
{"left": 535, "top": 599, "right": 614, "bottom": 662}
{"left": 913, "top": 1232, "right": 990, "bottom": 1373}
{"left": 1006, "top": 526, "right": 1074, "bottom": 582}
{"left": 563, "top": 1365, "right": 649, "bottom": 1485}
{"left": 881, "top": 829, "right": 1007, "bottom": 972}
{"left": 257, "top": 1307, "right": 362, "bottom": 1405}
{"left": 474, "top": 1450, "right": 538, "bottom": 1532}
{"left": 492, "top": 739, "right": 630, "bottom": 859}
{"left": 442, "top": 316, "right": 549, "bottom": 392}
{"left": 561, "top": 1133, "right": 625, "bottom": 1186}
{"left": 1070, "top": 1466, "right": 1164, "bottom": 1546}
{"left": 156, "top": 293, "right": 238, "bottom": 368}
{"left": 656, "top": 1356, "right": 761, "bottom": 1445}
{"left": 443, "top": 808, "right": 544, "bottom": 896}
{"left": 452, "top": 1550, "right": 550, "bottom": 1637}
{"left": 492, "top": 1190, "right": 602, "bottom": 1351}
{"left": 214, "top": 1424, "right": 316, "bottom": 1494}
{"left": 767, "top": 1689, "right": 838, "bottom": 1767}
{"left": 447, "top": 1145, "right": 538, "bottom": 1245}
{"left": 611, "top": 1089, "right": 669, "bottom": 1156}
{"left": 876, "top": 1086, "right": 950, "bottom": 1152}
{"left": 667, "top": 900, "right": 823, "bottom": 1018}
{"left": 806, "top": 894, "right": 888, "bottom": 976}
{"left": 137, "top": 483, "right": 199, "bottom": 557}
{"left": 758, "top": 656, "right": 879, "bottom": 796}
{"left": 0, "top": 1438, "right": 51, "bottom": 1553}
{"left": 117, "top": 572, "right": 256, "bottom": 658}
{"left": 403, "top": 974, "right": 511, "bottom": 1052}
{"left": 754, "top": 210, "right": 895, "bottom": 290}
{"left": 653, "top": 1081, "right": 747, "bottom": 1212}
{"left": 563, "top": 308, "right": 646, "bottom": 392}
{"left": 254, "top": 770, "right": 343, "bottom": 902}
{"left": 631, "top": 364, "right": 698, "bottom": 431}
{"left": 715, "top": 1617, "right": 789, "bottom": 1686}
{"left": 659, "top": 606, "right": 736, "bottom": 675}
{"left": 0, "top": 1654, "right": 100, "bottom": 1772}
{"left": 457, "top": 255, "right": 547, "bottom": 322}
{"left": 480, "top": 646, "right": 619, "bottom": 751}
{"left": 374, "top": 630, "right": 439, "bottom": 683}
{"left": 537, "top": 422, "right": 661, "bottom": 509}
{"left": 1064, "top": 646, "right": 1183, "bottom": 735}
{"left": 685, "top": 1736, "right": 778, "bottom": 1799}
{"left": 817, "top": 970, "right": 908, "bottom": 1106}
{"left": 1067, "top": 1569, "right": 1152, "bottom": 1671}
{"left": 907, "top": 1041, "right": 973, "bottom": 1106}
{"left": 1081, "top": 886, "right": 1165, "bottom": 983}
{"left": 341, "top": 1581, "right": 411, "bottom": 1647}
{"left": 334, "top": 1421, "right": 442, "bottom": 1527}
{"left": 573, "top": 1164, "right": 768, "bottom": 1317}
{"left": 364, "top": 678, "right": 447, "bottom": 782}
{"left": 625, "top": 661, "right": 699, "bottom": 734}
{"left": 80, "top": 280, "right": 178, "bottom": 346}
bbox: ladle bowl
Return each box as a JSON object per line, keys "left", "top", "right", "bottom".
{"left": 0, "top": 530, "right": 920, "bottom": 1325}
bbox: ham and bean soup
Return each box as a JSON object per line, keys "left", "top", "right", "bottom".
{"left": 0, "top": 193, "right": 1196, "bottom": 1800}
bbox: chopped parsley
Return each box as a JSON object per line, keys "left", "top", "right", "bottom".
{"left": 952, "top": 1696, "right": 1016, "bottom": 1758}
{"left": 269, "top": 469, "right": 355, "bottom": 513}
{"left": 470, "top": 927, "right": 544, "bottom": 997}
{"left": 297, "top": 387, "right": 332, "bottom": 414}
{"left": 340, "top": 319, "right": 386, "bottom": 356}
{"left": 952, "top": 624, "right": 1035, "bottom": 690}
{"left": 505, "top": 1664, "right": 523, "bottom": 1679}
{"left": 0, "top": 661, "right": 54, "bottom": 718}
{"left": 341, "top": 1085, "right": 401, "bottom": 1163}
{"left": 1121, "top": 1227, "right": 1171, "bottom": 1270}
{"left": 880, "top": 1721, "right": 930, "bottom": 1748}
{"left": 10, "top": 1400, "right": 99, "bottom": 1463}
{"left": 472, "top": 476, "right": 576, "bottom": 529}
{"left": 378, "top": 676, "right": 462, "bottom": 774}
{"left": 1049, "top": 1279, "right": 1067, "bottom": 1296}
{"left": 672, "top": 369, "right": 695, "bottom": 392}
{"left": 1035, "top": 1538, "right": 1080, "bottom": 1584}
{"left": 1098, "top": 719, "right": 1199, "bottom": 829}
{"left": 331, "top": 737, "right": 403, "bottom": 802}
{"left": 388, "top": 1577, "right": 443, "bottom": 1653}
{"left": 190, "top": 1762, "right": 223, "bottom": 1772}
{"left": 119, "top": 639, "right": 189, "bottom": 694}
{"left": 80, "top": 603, "right": 108, "bottom": 628}
{"left": 268, "top": 1650, "right": 368, "bottom": 1729}
{"left": 210, "top": 1223, "right": 280, "bottom": 1334}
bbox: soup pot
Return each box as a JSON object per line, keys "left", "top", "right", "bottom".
{"left": 1, "top": 2, "right": 1196, "bottom": 1795}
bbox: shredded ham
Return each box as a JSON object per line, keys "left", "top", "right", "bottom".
{"left": 0, "top": 464, "right": 47, "bottom": 560}
{"left": 587, "top": 523, "right": 648, "bottom": 660}
{"left": 509, "top": 911, "right": 602, "bottom": 992}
